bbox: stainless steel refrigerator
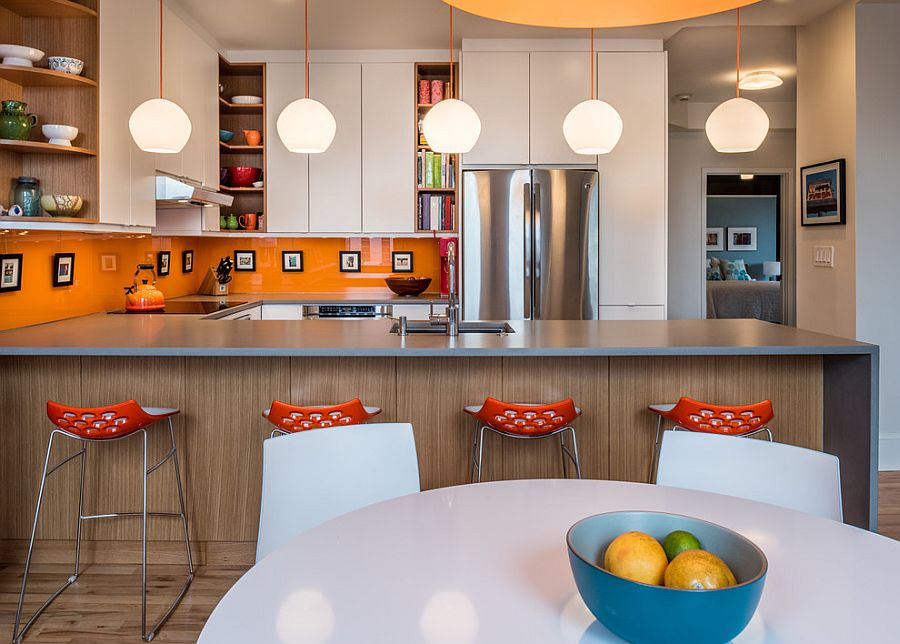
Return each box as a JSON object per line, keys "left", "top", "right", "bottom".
{"left": 462, "top": 169, "right": 599, "bottom": 320}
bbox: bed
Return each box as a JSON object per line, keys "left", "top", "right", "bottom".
{"left": 706, "top": 281, "right": 782, "bottom": 323}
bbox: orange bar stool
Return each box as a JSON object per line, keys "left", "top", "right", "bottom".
{"left": 14, "top": 400, "right": 193, "bottom": 644}
{"left": 465, "top": 398, "right": 583, "bottom": 483}
{"left": 647, "top": 397, "right": 775, "bottom": 481}
{"left": 263, "top": 398, "right": 382, "bottom": 437}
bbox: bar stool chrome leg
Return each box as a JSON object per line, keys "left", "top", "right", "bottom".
{"left": 475, "top": 426, "right": 487, "bottom": 483}
{"left": 559, "top": 433, "right": 569, "bottom": 478}
{"left": 649, "top": 416, "right": 664, "bottom": 483}
{"left": 567, "top": 427, "right": 582, "bottom": 479}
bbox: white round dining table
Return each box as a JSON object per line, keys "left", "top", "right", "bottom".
{"left": 199, "top": 479, "right": 900, "bottom": 643}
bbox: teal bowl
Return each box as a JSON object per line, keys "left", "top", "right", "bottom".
{"left": 220, "top": 129, "right": 235, "bottom": 143}
{"left": 567, "top": 511, "right": 766, "bottom": 644}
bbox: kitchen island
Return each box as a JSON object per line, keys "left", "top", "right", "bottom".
{"left": 0, "top": 314, "right": 878, "bottom": 566}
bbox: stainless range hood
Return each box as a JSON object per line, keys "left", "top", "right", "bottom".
{"left": 156, "top": 175, "right": 233, "bottom": 209}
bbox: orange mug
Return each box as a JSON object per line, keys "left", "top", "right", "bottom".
{"left": 238, "top": 213, "right": 257, "bottom": 230}
{"left": 243, "top": 129, "right": 261, "bottom": 146}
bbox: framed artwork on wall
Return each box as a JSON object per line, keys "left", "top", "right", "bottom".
{"left": 282, "top": 251, "right": 304, "bottom": 272}
{"left": 0, "top": 253, "right": 23, "bottom": 293}
{"left": 339, "top": 251, "right": 361, "bottom": 273}
{"left": 157, "top": 251, "right": 171, "bottom": 276}
{"left": 100, "top": 254, "right": 118, "bottom": 272}
{"left": 801, "top": 159, "right": 846, "bottom": 226}
{"left": 52, "top": 253, "right": 75, "bottom": 287}
{"left": 727, "top": 227, "right": 758, "bottom": 252}
{"left": 234, "top": 250, "right": 256, "bottom": 272}
{"left": 182, "top": 250, "right": 193, "bottom": 274}
{"left": 392, "top": 251, "right": 414, "bottom": 273}
{"left": 706, "top": 227, "right": 725, "bottom": 251}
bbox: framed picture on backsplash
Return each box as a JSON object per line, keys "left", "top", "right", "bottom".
{"left": 392, "top": 251, "right": 413, "bottom": 273}
{"left": 727, "top": 227, "right": 757, "bottom": 252}
{"left": 52, "top": 253, "right": 75, "bottom": 287}
{"left": 100, "top": 254, "right": 117, "bottom": 272}
{"left": 282, "top": 251, "right": 304, "bottom": 273}
{"left": 182, "top": 250, "right": 193, "bottom": 274}
{"left": 157, "top": 251, "right": 171, "bottom": 276}
{"left": 706, "top": 228, "right": 725, "bottom": 251}
{"left": 0, "top": 254, "right": 22, "bottom": 293}
{"left": 234, "top": 250, "right": 256, "bottom": 272}
{"left": 339, "top": 251, "right": 361, "bottom": 273}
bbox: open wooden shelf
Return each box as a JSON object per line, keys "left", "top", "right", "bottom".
{"left": 220, "top": 142, "right": 263, "bottom": 153}
{"left": 0, "top": 0, "right": 96, "bottom": 18}
{"left": 0, "top": 64, "right": 96, "bottom": 87}
{"left": 0, "top": 214, "right": 95, "bottom": 224}
{"left": 418, "top": 187, "right": 455, "bottom": 193}
{"left": 0, "top": 139, "right": 96, "bottom": 155}
{"left": 221, "top": 186, "right": 263, "bottom": 193}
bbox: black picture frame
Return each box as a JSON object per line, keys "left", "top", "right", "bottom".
{"left": 52, "top": 253, "right": 75, "bottom": 287}
{"left": 234, "top": 250, "right": 256, "bottom": 272}
{"left": 157, "top": 251, "right": 171, "bottom": 276}
{"left": 339, "top": 250, "right": 361, "bottom": 273}
{"left": 801, "top": 158, "right": 846, "bottom": 226}
{"left": 0, "top": 253, "right": 23, "bottom": 293}
{"left": 182, "top": 250, "right": 193, "bottom": 274}
{"left": 282, "top": 250, "right": 304, "bottom": 273}
{"left": 391, "top": 251, "right": 414, "bottom": 273}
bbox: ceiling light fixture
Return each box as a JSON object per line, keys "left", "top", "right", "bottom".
{"left": 276, "top": 0, "right": 336, "bottom": 154}
{"left": 705, "top": 8, "right": 769, "bottom": 154}
{"left": 739, "top": 70, "right": 783, "bottom": 91}
{"left": 129, "top": 0, "right": 192, "bottom": 154}
{"left": 440, "top": 0, "right": 761, "bottom": 29}
{"left": 421, "top": 6, "right": 482, "bottom": 154}
{"left": 563, "top": 29, "right": 622, "bottom": 155}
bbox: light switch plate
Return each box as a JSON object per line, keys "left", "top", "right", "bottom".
{"left": 814, "top": 246, "right": 834, "bottom": 267}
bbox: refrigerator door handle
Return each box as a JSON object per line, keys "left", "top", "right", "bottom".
{"left": 524, "top": 183, "right": 532, "bottom": 320}
{"left": 533, "top": 183, "right": 542, "bottom": 320}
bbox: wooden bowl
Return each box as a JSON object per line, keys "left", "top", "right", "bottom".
{"left": 385, "top": 276, "right": 432, "bottom": 297}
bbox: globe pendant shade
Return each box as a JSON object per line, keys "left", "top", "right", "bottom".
{"left": 705, "top": 97, "right": 770, "bottom": 153}
{"left": 563, "top": 99, "right": 623, "bottom": 155}
{"left": 277, "top": 98, "right": 337, "bottom": 154}
{"left": 422, "top": 98, "right": 482, "bottom": 154}
{"left": 129, "top": 98, "right": 192, "bottom": 154}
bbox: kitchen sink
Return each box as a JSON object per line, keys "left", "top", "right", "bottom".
{"left": 390, "top": 321, "right": 515, "bottom": 335}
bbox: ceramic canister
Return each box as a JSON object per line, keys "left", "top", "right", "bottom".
{"left": 418, "top": 80, "right": 431, "bottom": 104}
{"left": 430, "top": 80, "right": 444, "bottom": 103}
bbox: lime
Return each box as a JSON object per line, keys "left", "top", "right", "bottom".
{"left": 662, "top": 530, "right": 702, "bottom": 562}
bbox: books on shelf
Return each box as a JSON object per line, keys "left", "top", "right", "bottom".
{"left": 417, "top": 193, "right": 455, "bottom": 232}
{"left": 417, "top": 151, "right": 456, "bottom": 189}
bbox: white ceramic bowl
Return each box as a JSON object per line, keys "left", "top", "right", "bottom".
{"left": 47, "top": 56, "right": 84, "bottom": 75}
{"left": 42, "top": 124, "right": 78, "bottom": 147}
{"left": 231, "top": 95, "right": 263, "bottom": 105}
{"left": 252, "top": 181, "right": 264, "bottom": 188}
{"left": 0, "top": 44, "right": 45, "bottom": 67}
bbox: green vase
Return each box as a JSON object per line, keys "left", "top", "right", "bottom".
{"left": 225, "top": 214, "right": 239, "bottom": 230}
{"left": 0, "top": 101, "right": 38, "bottom": 141}
{"left": 219, "top": 214, "right": 227, "bottom": 229}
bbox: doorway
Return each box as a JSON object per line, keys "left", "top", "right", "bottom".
{"left": 701, "top": 170, "right": 796, "bottom": 325}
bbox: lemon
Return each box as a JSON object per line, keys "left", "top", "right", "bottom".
{"left": 664, "top": 550, "right": 737, "bottom": 590}
{"left": 603, "top": 531, "right": 669, "bottom": 586}
{"left": 662, "top": 530, "right": 702, "bottom": 562}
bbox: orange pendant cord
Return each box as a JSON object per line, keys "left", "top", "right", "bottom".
{"left": 305, "top": 0, "right": 310, "bottom": 98}
{"left": 590, "top": 27, "right": 595, "bottom": 100}
{"left": 449, "top": 6, "right": 454, "bottom": 99}
{"left": 158, "top": 0, "right": 163, "bottom": 98}
{"left": 735, "top": 7, "right": 741, "bottom": 98}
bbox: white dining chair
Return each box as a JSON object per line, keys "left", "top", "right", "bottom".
{"left": 256, "top": 422, "right": 421, "bottom": 561}
{"left": 656, "top": 430, "right": 843, "bottom": 521}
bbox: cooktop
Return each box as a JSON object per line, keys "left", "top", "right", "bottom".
{"left": 108, "top": 301, "right": 247, "bottom": 315}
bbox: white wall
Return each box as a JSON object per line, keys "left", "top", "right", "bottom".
{"left": 668, "top": 129, "right": 796, "bottom": 319}
{"left": 855, "top": 3, "right": 900, "bottom": 470}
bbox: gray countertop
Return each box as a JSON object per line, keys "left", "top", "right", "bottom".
{"left": 0, "top": 312, "right": 876, "bottom": 357}
{"left": 173, "top": 291, "right": 449, "bottom": 305}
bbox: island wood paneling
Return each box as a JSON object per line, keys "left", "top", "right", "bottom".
{"left": 0, "top": 353, "right": 827, "bottom": 565}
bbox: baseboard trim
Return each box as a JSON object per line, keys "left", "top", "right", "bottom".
{"left": 0, "top": 539, "right": 256, "bottom": 566}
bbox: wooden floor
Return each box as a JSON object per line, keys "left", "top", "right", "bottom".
{"left": 2, "top": 472, "right": 900, "bottom": 643}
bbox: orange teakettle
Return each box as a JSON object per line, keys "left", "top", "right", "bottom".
{"left": 124, "top": 263, "right": 165, "bottom": 311}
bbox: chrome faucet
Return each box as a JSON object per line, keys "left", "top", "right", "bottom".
{"left": 446, "top": 241, "right": 459, "bottom": 336}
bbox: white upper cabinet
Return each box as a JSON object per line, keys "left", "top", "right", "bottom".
{"left": 362, "top": 63, "right": 414, "bottom": 233}
{"left": 98, "top": 0, "right": 157, "bottom": 227}
{"left": 309, "top": 63, "right": 363, "bottom": 233}
{"left": 266, "top": 63, "right": 310, "bottom": 233}
{"left": 461, "top": 51, "right": 529, "bottom": 165}
{"left": 529, "top": 52, "right": 592, "bottom": 166}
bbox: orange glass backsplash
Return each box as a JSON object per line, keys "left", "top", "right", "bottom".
{"left": 0, "top": 232, "right": 442, "bottom": 331}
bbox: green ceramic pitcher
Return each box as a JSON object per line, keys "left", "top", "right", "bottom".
{"left": 0, "top": 101, "right": 38, "bottom": 141}
{"left": 225, "top": 213, "right": 239, "bottom": 230}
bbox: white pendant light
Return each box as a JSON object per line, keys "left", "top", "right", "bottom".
{"left": 563, "top": 29, "right": 622, "bottom": 155}
{"left": 422, "top": 7, "right": 481, "bottom": 154}
{"left": 739, "top": 70, "right": 783, "bottom": 91}
{"left": 277, "top": 0, "right": 336, "bottom": 154}
{"left": 706, "top": 8, "right": 769, "bottom": 154}
{"left": 129, "top": 0, "right": 191, "bottom": 154}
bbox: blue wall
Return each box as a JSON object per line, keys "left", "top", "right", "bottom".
{"left": 706, "top": 196, "right": 777, "bottom": 279}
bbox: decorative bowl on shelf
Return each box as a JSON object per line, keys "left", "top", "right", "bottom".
{"left": 47, "top": 56, "right": 84, "bottom": 75}
{"left": 230, "top": 95, "right": 263, "bottom": 105}
{"left": 226, "top": 166, "right": 262, "bottom": 187}
{"left": 0, "top": 45, "right": 45, "bottom": 67}
{"left": 385, "top": 276, "right": 432, "bottom": 297}
{"left": 252, "top": 181, "right": 264, "bottom": 188}
{"left": 42, "top": 124, "right": 78, "bottom": 147}
{"left": 220, "top": 129, "right": 235, "bottom": 143}
{"left": 567, "top": 511, "right": 767, "bottom": 644}
{"left": 41, "top": 195, "right": 83, "bottom": 217}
